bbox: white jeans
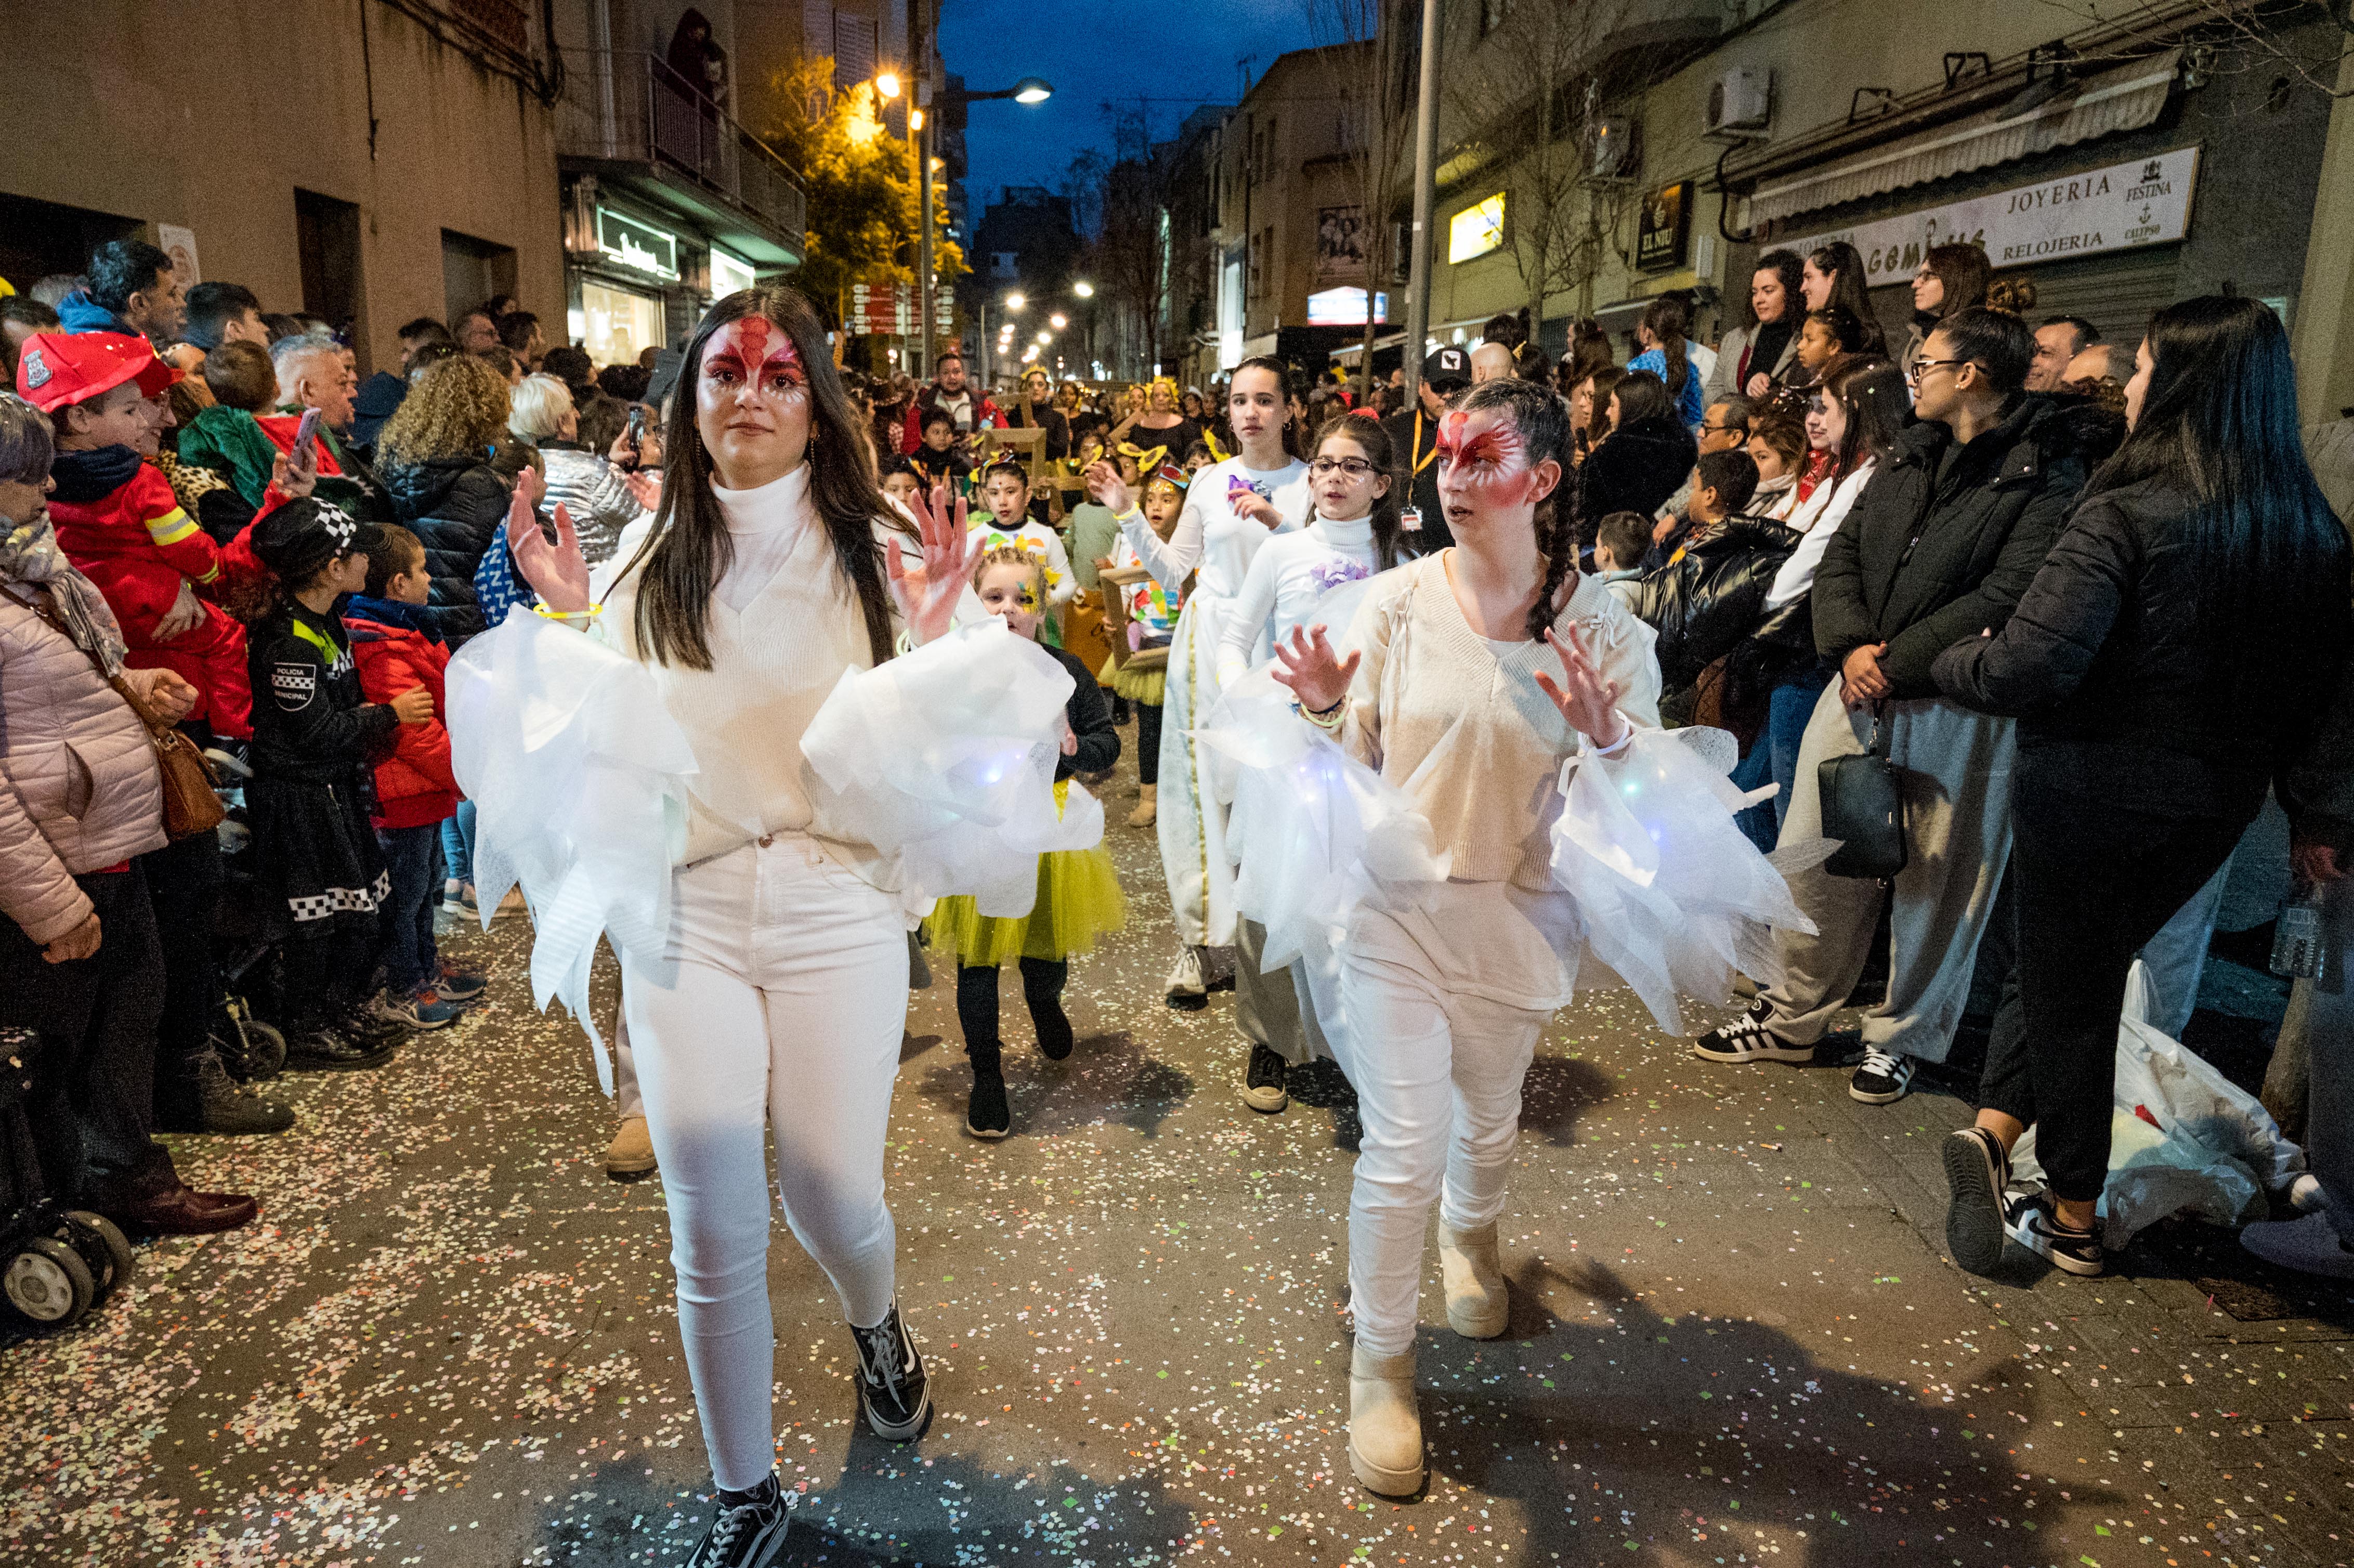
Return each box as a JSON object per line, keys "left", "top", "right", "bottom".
{"left": 1337, "top": 888, "right": 1554, "bottom": 1359}
{"left": 621, "top": 833, "right": 910, "bottom": 1489}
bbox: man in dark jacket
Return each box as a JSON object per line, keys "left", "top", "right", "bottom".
{"left": 57, "top": 240, "right": 185, "bottom": 345}
{"left": 1696, "top": 307, "right": 2089, "bottom": 1107}
{"left": 902, "top": 349, "right": 1003, "bottom": 449}
{"left": 1379, "top": 346, "right": 1471, "bottom": 555}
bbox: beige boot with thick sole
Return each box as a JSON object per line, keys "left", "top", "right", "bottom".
{"left": 1437, "top": 1221, "right": 1509, "bottom": 1338}
{"left": 1127, "top": 783, "right": 1157, "bottom": 828}
{"left": 1348, "top": 1344, "right": 1425, "bottom": 1496}
{"left": 605, "top": 1115, "right": 657, "bottom": 1182}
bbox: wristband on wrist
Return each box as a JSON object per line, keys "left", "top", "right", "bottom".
{"left": 532, "top": 602, "right": 603, "bottom": 623}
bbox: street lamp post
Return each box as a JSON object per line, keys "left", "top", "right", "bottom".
{"left": 982, "top": 291, "right": 1025, "bottom": 391}
{"left": 917, "top": 75, "right": 1054, "bottom": 381}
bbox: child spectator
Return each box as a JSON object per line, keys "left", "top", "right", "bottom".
{"left": 908, "top": 405, "right": 963, "bottom": 494}
{"left": 240, "top": 499, "right": 436, "bottom": 1069}
{"left": 18, "top": 330, "right": 253, "bottom": 740}
{"left": 343, "top": 523, "right": 486, "bottom": 1028}
{"left": 1591, "top": 510, "right": 1652, "bottom": 609}
{"left": 924, "top": 547, "right": 1124, "bottom": 1139}
{"left": 1643, "top": 448, "right": 1759, "bottom": 572}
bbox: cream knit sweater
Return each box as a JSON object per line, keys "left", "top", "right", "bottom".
{"left": 1341, "top": 555, "right": 1662, "bottom": 891}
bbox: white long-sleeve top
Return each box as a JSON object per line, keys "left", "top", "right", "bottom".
{"left": 589, "top": 463, "right": 949, "bottom": 866}
{"left": 1118, "top": 454, "right": 1309, "bottom": 604}
{"left": 967, "top": 517, "right": 1077, "bottom": 606}
{"left": 1763, "top": 459, "right": 1875, "bottom": 611}
{"left": 1215, "top": 513, "right": 1380, "bottom": 688}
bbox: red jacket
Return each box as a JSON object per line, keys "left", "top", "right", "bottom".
{"left": 903, "top": 385, "right": 1005, "bottom": 451}
{"left": 342, "top": 597, "right": 457, "bottom": 829}
{"left": 49, "top": 462, "right": 223, "bottom": 646}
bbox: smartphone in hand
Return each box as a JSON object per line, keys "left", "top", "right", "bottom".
{"left": 622, "top": 406, "right": 646, "bottom": 471}
{"left": 291, "top": 407, "right": 323, "bottom": 471}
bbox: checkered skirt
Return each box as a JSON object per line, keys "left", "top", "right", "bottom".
{"left": 245, "top": 776, "right": 389, "bottom": 930}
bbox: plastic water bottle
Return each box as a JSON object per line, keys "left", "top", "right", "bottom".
{"left": 2271, "top": 888, "right": 2326, "bottom": 981}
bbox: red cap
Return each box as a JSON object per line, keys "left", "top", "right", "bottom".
{"left": 12, "top": 331, "right": 182, "bottom": 413}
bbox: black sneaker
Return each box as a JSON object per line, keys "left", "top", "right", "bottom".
{"left": 852, "top": 1304, "right": 933, "bottom": 1442}
{"left": 1848, "top": 1047, "right": 1916, "bottom": 1104}
{"left": 1941, "top": 1127, "right": 2010, "bottom": 1276}
{"left": 1691, "top": 998, "right": 1812, "bottom": 1064}
{"left": 684, "top": 1472, "right": 793, "bottom": 1567}
{"left": 2005, "top": 1190, "right": 2104, "bottom": 1277}
{"left": 1034, "top": 1003, "right": 1074, "bottom": 1062}
{"left": 966, "top": 1069, "right": 1010, "bottom": 1140}
{"left": 336, "top": 1007, "right": 409, "bottom": 1047}
{"left": 1241, "top": 1042, "right": 1289, "bottom": 1114}
{"left": 284, "top": 1025, "right": 398, "bottom": 1074}
{"left": 158, "top": 1051, "right": 295, "bottom": 1135}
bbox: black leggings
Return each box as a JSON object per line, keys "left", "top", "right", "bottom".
{"left": 957, "top": 959, "right": 1069, "bottom": 1069}
{"left": 1135, "top": 699, "right": 1162, "bottom": 787}
{"left": 1981, "top": 759, "right": 2250, "bottom": 1203}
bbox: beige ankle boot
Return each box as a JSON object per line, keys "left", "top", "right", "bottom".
{"left": 1126, "top": 783, "right": 1157, "bottom": 828}
{"left": 1437, "top": 1221, "right": 1509, "bottom": 1338}
{"left": 605, "top": 1115, "right": 657, "bottom": 1182}
{"left": 1348, "top": 1344, "right": 1424, "bottom": 1495}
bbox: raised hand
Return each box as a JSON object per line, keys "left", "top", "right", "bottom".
{"left": 1533, "top": 624, "right": 1628, "bottom": 748}
{"left": 268, "top": 442, "right": 318, "bottom": 501}
{"left": 506, "top": 490, "right": 591, "bottom": 616}
{"left": 1083, "top": 459, "right": 1133, "bottom": 516}
{"left": 1269, "top": 622, "right": 1359, "bottom": 715}
{"left": 888, "top": 481, "right": 973, "bottom": 645}
{"left": 1228, "top": 486, "right": 1284, "bottom": 530}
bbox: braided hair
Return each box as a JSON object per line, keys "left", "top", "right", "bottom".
{"left": 1449, "top": 378, "right": 1576, "bottom": 644}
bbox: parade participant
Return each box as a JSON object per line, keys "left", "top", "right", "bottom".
{"left": 1212, "top": 418, "right": 1403, "bottom": 1110}
{"left": 928, "top": 546, "right": 1124, "bottom": 1140}
{"left": 970, "top": 455, "right": 1076, "bottom": 634}
{"left": 1085, "top": 357, "right": 1308, "bottom": 1010}
{"left": 1262, "top": 377, "right": 1812, "bottom": 1498}
{"left": 1097, "top": 463, "right": 1187, "bottom": 827}
{"left": 466, "top": 284, "right": 1083, "bottom": 1568}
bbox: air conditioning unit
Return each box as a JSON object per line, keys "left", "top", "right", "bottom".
{"left": 1705, "top": 68, "right": 1772, "bottom": 138}
{"left": 1590, "top": 115, "right": 1638, "bottom": 180}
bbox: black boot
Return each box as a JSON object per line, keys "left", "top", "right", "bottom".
{"left": 156, "top": 1049, "right": 295, "bottom": 1135}
{"left": 284, "top": 1023, "right": 398, "bottom": 1074}
{"left": 1021, "top": 956, "right": 1074, "bottom": 1060}
{"left": 957, "top": 963, "right": 1011, "bottom": 1139}
{"left": 966, "top": 1062, "right": 1010, "bottom": 1140}
{"left": 852, "top": 1304, "right": 933, "bottom": 1441}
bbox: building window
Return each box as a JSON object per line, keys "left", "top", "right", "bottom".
{"left": 992, "top": 251, "right": 1018, "bottom": 278}
{"left": 580, "top": 279, "right": 666, "bottom": 368}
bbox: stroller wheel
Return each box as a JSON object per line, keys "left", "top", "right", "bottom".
{"left": 5, "top": 1237, "right": 94, "bottom": 1326}
{"left": 59, "top": 1212, "right": 135, "bottom": 1300}
{"left": 219, "top": 1009, "right": 287, "bottom": 1082}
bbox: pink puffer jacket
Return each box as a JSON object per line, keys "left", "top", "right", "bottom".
{"left": 0, "top": 584, "right": 167, "bottom": 944}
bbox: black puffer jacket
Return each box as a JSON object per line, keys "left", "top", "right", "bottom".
{"left": 379, "top": 454, "right": 513, "bottom": 646}
{"left": 1933, "top": 476, "right": 2352, "bottom": 819}
{"left": 1812, "top": 393, "right": 2090, "bottom": 697}
{"left": 1572, "top": 414, "right": 1697, "bottom": 553}
{"left": 1627, "top": 516, "right": 1802, "bottom": 697}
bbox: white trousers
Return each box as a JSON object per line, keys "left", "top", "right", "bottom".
{"left": 1336, "top": 893, "right": 1552, "bottom": 1358}
{"left": 620, "top": 833, "right": 910, "bottom": 1490}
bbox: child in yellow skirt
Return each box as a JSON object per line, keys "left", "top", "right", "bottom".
{"left": 927, "top": 546, "right": 1128, "bottom": 1139}
{"left": 1098, "top": 461, "right": 1187, "bottom": 828}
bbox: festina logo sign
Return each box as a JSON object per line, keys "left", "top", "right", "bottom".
{"left": 1781, "top": 146, "right": 2200, "bottom": 282}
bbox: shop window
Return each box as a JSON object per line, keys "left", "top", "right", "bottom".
{"left": 442, "top": 229, "right": 517, "bottom": 327}
{"left": 581, "top": 279, "right": 667, "bottom": 368}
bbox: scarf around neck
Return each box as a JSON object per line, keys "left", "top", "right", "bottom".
{"left": 0, "top": 507, "right": 129, "bottom": 674}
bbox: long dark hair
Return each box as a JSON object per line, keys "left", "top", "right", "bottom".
{"left": 1451, "top": 378, "right": 1575, "bottom": 642}
{"left": 1821, "top": 357, "right": 1907, "bottom": 482}
{"left": 1231, "top": 355, "right": 1298, "bottom": 460}
{"left": 1922, "top": 243, "right": 1990, "bottom": 321}
{"left": 1610, "top": 369, "right": 1672, "bottom": 430}
{"left": 1806, "top": 241, "right": 1887, "bottom": 355}
{"left": 1576, "top": 365, "right": 1627, "bottom": 452}
{"left": 618, "top": 285, "right": 908, "bottom": 670}
{"left": 1750, "top": 249, "right": 1804, "bottom": 326}
{"left": 2089, "top": 296, "right": 2346, "bottom": 622}
{"left": 1640, "top": 295, "right": 1692, "bottom": 398}
{"left": 1564, "top": 318, "right": 1613, "bottom": 383}
{"left": 1311, "top": 417, "right": 1405, "bottom": 571}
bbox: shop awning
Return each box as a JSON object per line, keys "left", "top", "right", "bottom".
{"left": 1748, "top": 49, "right": 2180, "bottom": 228}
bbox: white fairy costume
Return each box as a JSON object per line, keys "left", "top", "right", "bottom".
{"left": 446, "top": 463, "right": 1094, "bottom": 1492}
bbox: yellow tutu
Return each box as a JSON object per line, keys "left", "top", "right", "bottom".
{"left": 924, "top": 782, "right": 1128, "bottom": 965}
{"left": 1100, "top": 651, "right": 1166, "bottom": 705}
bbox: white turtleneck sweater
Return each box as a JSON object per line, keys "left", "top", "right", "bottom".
{"left": 591, "top": 464, "right": 926, "bottom": 866}
{"left": 1215, "top": 513, "right": 1381, "bottom": 688}
{"left": 1118, "top": 454, "right": 1310, "bottom": 605}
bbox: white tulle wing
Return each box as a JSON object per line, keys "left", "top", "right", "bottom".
{"left": 446, "top": 609, "right": 700, "bottom": 1090}
{"left": 1549, "top": 725, "right": 1822, "bottom": 1035}
{"left": 800, "top": 619, "right": 1101, "bottom": 917}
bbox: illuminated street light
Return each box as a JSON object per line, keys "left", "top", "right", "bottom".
{"left": 910, "top": 108, "right": 923, "bottom": 130}
{"left": 874, "top": 71, "right": 901, "bottom": 99}
{"left": 1012, "top": 78, "right": 1053, "bottom": 104}
{"left": 1049, "top": 312, "right": 1067, "bottom": 330}
{"left": 1005, "top": 293, "right": 1026, "bottom": 311}
{"left": 1072, "top": 280, "right": 1094, "bottom": 297}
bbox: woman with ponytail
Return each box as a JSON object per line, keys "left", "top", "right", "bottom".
{"left": 1630, "top": 294, "right": 1703, "bottom": 429}
{"left": 1264, "top": 377, "right": 1812, "bottom": 1498}
{"left": 467, "top": 284, "right": 1085, "bottom": 1568}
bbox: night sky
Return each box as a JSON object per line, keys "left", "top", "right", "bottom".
{"left": 939, "top": 0, "right": 1318, "bottom": 218}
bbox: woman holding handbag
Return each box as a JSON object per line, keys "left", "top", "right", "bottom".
{"left": 0, "top": 391, "right": 260, "bottom": 1235}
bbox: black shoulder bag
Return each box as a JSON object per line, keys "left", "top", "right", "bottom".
{"left": 1817, "top": 710, "right": 1906, "bottom": 880}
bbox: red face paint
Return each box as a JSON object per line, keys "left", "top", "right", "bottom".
{"left": 700, "top": 315, "right": 806, "bottom": 397}
{"left": 1435, "top": 407, "right": 1541, "bottom": 518}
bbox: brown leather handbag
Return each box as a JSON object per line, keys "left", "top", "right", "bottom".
{"left": 11, "top": 588, "right": 225, "bottom": 841}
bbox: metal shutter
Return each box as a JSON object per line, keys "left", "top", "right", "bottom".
{"left": 2014, "top": 246, "right": 2184, "bottom": 346}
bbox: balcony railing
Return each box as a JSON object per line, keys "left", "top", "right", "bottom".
{"left": 558, "top": 49, "right": 805, "bottom": 247}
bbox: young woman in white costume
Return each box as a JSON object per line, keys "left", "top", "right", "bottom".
{"left": 467, "top": 285, "right": 1079, "bottom": 1568}
{"left": 1265, "top": 378, "right": 1812, "bottom": 1498}
{"left": 1086, "top": 357, "right": 1309, "bottom": 1057}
